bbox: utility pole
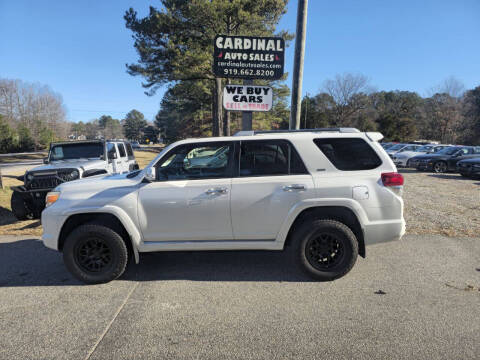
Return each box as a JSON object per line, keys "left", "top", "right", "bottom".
{"left": 290, "top": 0, "right": 308, "bottom": 130}
{"left": 242, "top": 79, "right": 253, "bottom": 130}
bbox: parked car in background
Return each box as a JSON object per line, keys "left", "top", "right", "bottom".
{"left": 456, "top": 158, "right": 480, "bottom": 178}
{"left": 392, "top": 144, "right": 450, "bottom": 167}
{"left": 380, "top": 142, "right": 396, "bottom": 149}
{"left": 412, "top": 146, "right": 480, "bottom": 173}
{"left": 131, "top": 141, "right": 141, "bottom": 149}
{"left": 386, "top": 144, "right": 422, "bottom": 159}
{"left": 11, "top": 140, "right": 139, "bottom": 219}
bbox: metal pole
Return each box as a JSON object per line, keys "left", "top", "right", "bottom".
{"left": 242, "top": 79, "right": 253, "bottom": 130}
{"left": 290, "top": 0, "right": 308, "bottom": 130}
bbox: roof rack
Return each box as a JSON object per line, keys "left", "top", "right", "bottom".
{"left": 234, "top": 128, "right": 360, "bottom": 136}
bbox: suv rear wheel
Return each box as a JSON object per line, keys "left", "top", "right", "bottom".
{"left": 63, "top": 223, "right": 128, "bottom": 284}
{"left": 291, "top": 219, "right": 358, "bottom": 281}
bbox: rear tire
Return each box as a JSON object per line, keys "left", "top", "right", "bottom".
{"left": 11, "top": 191, "right": 31, "bottom": 220}
{"left": 291, "top": 219, "right": 358, "bottom": 281}
{"left": 63, "top": 223, "right": 128, "bottom": 284}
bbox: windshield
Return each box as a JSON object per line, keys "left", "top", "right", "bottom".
{"left": 417, "top": 145, "right": 433, "bottom": 152}
{"left": 435, "top": 147, "right": 461, "bottom": 155}
{"left": 49, "top": 143, "right": 104, "bottom": 160}
{"left": 388, "top": 144, "right": 405, "bottom": 151}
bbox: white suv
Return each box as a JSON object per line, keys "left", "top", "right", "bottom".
{"left": 41, "top": 128, "right": 405, "bottom": 284}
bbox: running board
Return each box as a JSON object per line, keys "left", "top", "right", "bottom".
{"left": 138, "top": 239, "right": 283, "bottom": 252}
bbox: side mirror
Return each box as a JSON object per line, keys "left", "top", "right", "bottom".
{"left": 108, "top": 152, "right": 117, "bottom": 161}
{"left": 43, "top": 157, "right": 49, "bottom": 164}
{"left": 144, "top": 167, "right": 156, "bottom": 182}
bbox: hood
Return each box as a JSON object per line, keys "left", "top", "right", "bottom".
{"left": 457, "top": 157, "right": 480, "bottom": 165}
{"left": 394, "top": 151, "right": 425, "bottom": 158}
{"left": 411, "top": 153, "right": 445, "bottom": 160}
{"left": 55, "top": 171, "right": 143, "bottom": 194}
{"left": 28, "top": 159, "right": 106, "bottom": 173}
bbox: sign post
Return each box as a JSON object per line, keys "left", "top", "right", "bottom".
{"left": 214, "top": 35, "right": 285, "bottom": 130}
{"left": 242, "top": 80, "right": 253, "bottom": 130}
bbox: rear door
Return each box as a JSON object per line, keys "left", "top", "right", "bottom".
{"left": 230, "top": 140, "right": 314, "bottom": 240}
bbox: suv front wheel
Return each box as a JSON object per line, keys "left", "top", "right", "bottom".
{"left": 291, "top": 219, "right": 358, "bottom": 281}
{"left": 63, "top": 223, "right": 128, "bottom": 284}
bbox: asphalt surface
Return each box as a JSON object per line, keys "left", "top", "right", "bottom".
{"left": 0, "top": 234, "right": 479, "bottom": 360}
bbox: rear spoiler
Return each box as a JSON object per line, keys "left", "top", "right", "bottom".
{"left": 366, "top": 132, "right": 384, "bottom": 142}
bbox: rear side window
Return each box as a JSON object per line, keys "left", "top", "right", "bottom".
{"left": 313, "top": 138, "right": 382, "bottom": 171}
{"left": 240, "top": 140, "right": 308, "bottom": 176}
{"left": 118, "top": 143, "right": 126, "bottom": 158}
{"left": 125, "top": 143, "right": 134, "bottom": 157}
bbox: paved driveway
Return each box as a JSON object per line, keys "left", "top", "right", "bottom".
{"left": 0, "top": 235, "right": 479, "bottom": 360}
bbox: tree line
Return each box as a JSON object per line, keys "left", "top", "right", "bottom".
{"left": 0, "top": 79, "right": 68, "bottom": 152}
{"left": 299, "top": 74, "right": 479, "bottom": 145}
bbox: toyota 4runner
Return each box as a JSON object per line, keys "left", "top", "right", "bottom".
{"left": 11, "top": 139, "right": 139, "bottom": 219}
{"left": 41, "top": 128, "right": 405, "bottom": 284}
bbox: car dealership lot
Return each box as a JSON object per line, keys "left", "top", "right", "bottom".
{"left": 1, "top": 234, "right": 479, "bottom": 360}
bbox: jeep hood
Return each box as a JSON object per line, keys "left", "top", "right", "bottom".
{"left": 29, "top": 159, "right": 105, "bottom": 173}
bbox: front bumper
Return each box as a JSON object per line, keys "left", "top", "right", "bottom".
{"left": 415, "top": 161, "right": 433, "bottom": 171}
{"left": 393, "top": 157, "right": 408, "bottom": 167}
{"left": 41, "top": 208, "right": 66, "bottom": 251}
{"left": 457, "top": 164, "right": 480, "bottom": 177}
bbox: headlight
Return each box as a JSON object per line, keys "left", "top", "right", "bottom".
{"left": 70, "top": 170, "right": 79, "bottom": 179}
{"left": 45, "top": 191, "right": 60, "bottom": 207}
{"left": 26, "top": 173, "right": 34, "bottom": 181}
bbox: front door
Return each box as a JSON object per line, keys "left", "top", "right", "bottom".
{"left": 138, "top": 141, "right": 235, "bottom": 242}
{"left": 230, "top": 140, "right": 315, "bottom": 240}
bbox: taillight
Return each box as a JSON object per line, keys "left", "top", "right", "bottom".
{"left": 381, "top": 172, "right": 404, "bottom": 186}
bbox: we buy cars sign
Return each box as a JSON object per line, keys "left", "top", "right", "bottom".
{"left": 213, "top": 35, "right": 285, "bottom": 80}
{"left": 223, "top": 85, "right": 273, "bottom": 112}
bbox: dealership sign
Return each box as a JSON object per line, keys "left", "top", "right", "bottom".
{"left": 213, "top": 35, "right": 285, "bottom": 80}
{"left": 223, "top": 85, "right": 273, "bottom": 112}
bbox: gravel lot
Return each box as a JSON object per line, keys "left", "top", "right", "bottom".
{"left": 401, "top": 170, "right": 480, "bottom": 237}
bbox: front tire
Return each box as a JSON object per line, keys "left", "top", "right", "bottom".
{"left": 433, "top": 161, "right": 447, "bottom": 173}
{"left": 291, "top": 219, "right": 358, "bottom": 281}
{"left": 63, "top": 224, "right": 128, "bottom": 284}
{"left": 11, "top": 191, "right": 32, "bottom": 220}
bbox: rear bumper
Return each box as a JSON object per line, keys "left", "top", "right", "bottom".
{"left": 363, "top": 218, "right": 406, "bottom": 245}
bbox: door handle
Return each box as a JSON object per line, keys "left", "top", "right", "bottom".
{"left": 283, "top": 184, "right": 306, "bottom": 191}
{"left": 205, "top": 187, "right": 228, "bottom": 195}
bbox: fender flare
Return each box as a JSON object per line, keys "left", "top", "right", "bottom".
{"left": 275, "top": 198, "right": 368, "bottom": 246}
{"left": 60, "top": 205, "right": 142, "bottom": 263}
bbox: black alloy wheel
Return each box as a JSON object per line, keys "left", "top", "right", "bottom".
{"left": 291, "top": 219, "right": 358, "bottom": 281}
{"left": 63, "top": 223, "right": 128, "bottom": 284}
{"left": 75, "top": 237, "right": 112, "bottom": 273}
{"left": 305, "top": 233, "right": 345, "bottom": 271}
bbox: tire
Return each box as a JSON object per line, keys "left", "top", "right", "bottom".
{"left": 10, "top": 191, "right": 31, "bottom": 220}
{"left": 433, "top": 161, "right": 447, "bottom": 173}
{"left": 291, "top": 219, "right": 358, "bottom": 281}
{"left": 63, "top": 223, "right": 128, "bottom": 284}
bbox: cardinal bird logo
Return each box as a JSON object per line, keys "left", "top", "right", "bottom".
{"left": 218, "top": 52, "right": 223, "bottom": 58}
{"left": 275, "top": 55, "right": 280, "bottom": 61}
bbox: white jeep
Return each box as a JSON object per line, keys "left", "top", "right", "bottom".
{"left": 11, "top": 140, "right": 139, "bottom": 219}
{"left": 41, "top": 128, "right": 405, "bottom": 284}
